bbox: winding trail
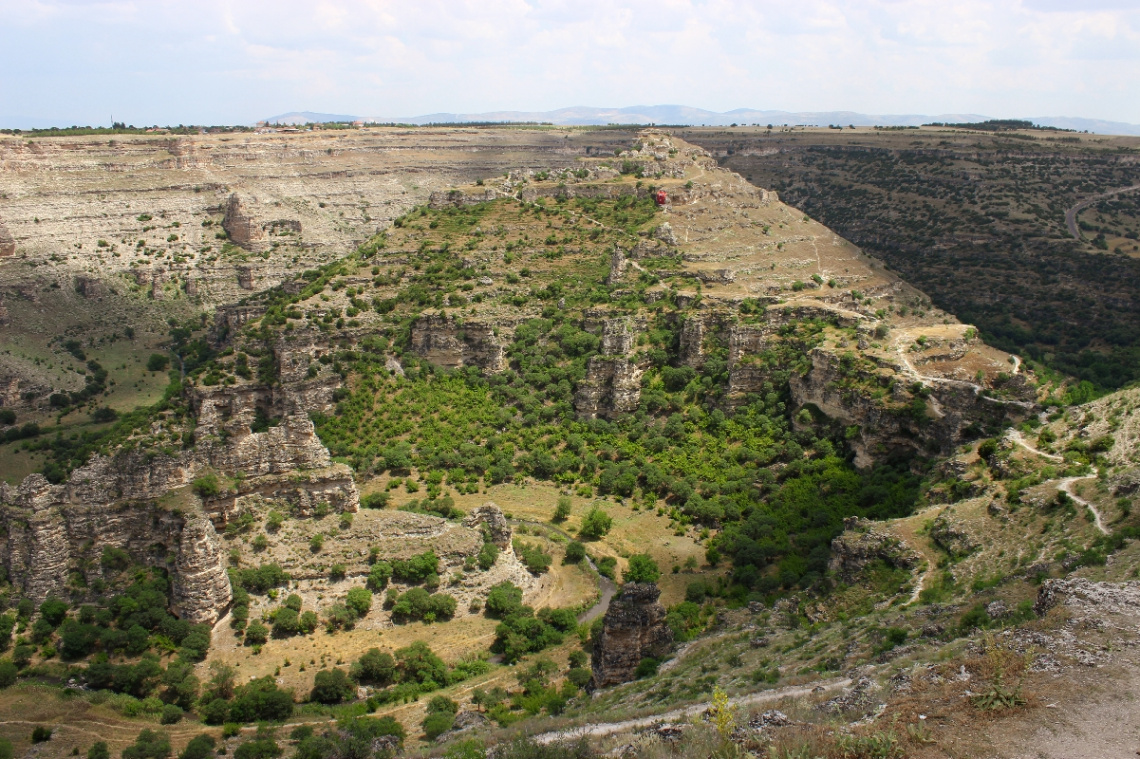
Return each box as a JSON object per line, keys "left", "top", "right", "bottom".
{"left": 508, "top": 519, "right": 617, "bottom": 623}
{"left": 891, "top": 330, "right": 1036, "bottom": 412}
{"left": 532, "top": 677, "right": 852, "bottom": 745}
{"left": 1064, "top": 184, "right": 1140, "bottom": 240}
{"left": 1006, "top": 430, "right": 1107, "bottom": 535}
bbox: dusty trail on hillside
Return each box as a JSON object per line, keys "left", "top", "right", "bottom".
{"left": 532, "top": 678, "right": 852, "bottom": 744}
{"left": 1007, "top": 430, "right": 1107, "bottom": 534}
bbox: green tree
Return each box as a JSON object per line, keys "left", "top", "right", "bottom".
{"left": 310, "top": 668, "right": 354, "bottom": 704}
{"left": 345, "top": 587, "right": 373, "bottom": 618}
{"left": 578, "top": 507, "right": 612, "bottom": 540}
{"left": 553, "top": 496, "right": 572, "bottom": 522}
{"left": 351, "top": 648, "right": 396, "bottom": 686}
{"left": 623, "top": 553, "right": 660, "bottom": 584}
{"left": 563, "top": 541, "right": 586, "bottom": 564}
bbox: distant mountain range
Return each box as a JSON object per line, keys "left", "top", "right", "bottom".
{"left": 263, "top": 105, "right": 1140, "bottom": 136}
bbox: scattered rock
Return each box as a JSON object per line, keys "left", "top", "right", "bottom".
{"left": 747, "top": 710, "right": 791, "bottom": 729}
{"left": 929, "top": 513, "right": 978, "bottom": 558}
{"left": 829, "top": 517, "right": 921, "bottom": 582}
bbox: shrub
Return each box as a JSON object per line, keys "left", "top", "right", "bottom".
{"left": 177, "top": 735, "right": 216, "bottom": 759}
{"left": 232, "top": 564, "right": 290, "bottom": 593}
{"left": 623, "top": 553, "right": 660, "bottom": 584}
{"left": 391, "top": 551, "right": 439, "bottom": 583}
{"left": 159, "top": 704, "right": 183, "bottom": 724}
{"left": 234, "top": 736, "right": 282, "bottom": 759}
{"left": 351, "top": 648, "right": 396, "bottom": 686}
{"left": 564, "top": 541, "right": 586, "bottom": 564}
{"left": 477, "top": 542, "right": 499, "bottom": 570}
{"left": 567, "top": 667, "right": 592, "bottom": 688}
{"left": 30, "top": 726, "right": 52, "bottom": 743}
{"left": 146, "top": 354, "right": 170, "bottom": 372}
{"left": 422, "top": 712, "right": 455, "bottom": 740}
{"left": 515, "top": 541, "right": 552, "bottom": 574}
{"left": 345, "top": 587, "right": 373, "bottom": 618}
{"left": 367, "top": 561, "right": 392, "bottom": 590}
{"left": 311, "top": 668, "right": 355, "bottom": 704}
{"left": 101, "top": 545, "right": 132, "bottom": 571}
{"left": 485, "top": 581, "right": 524, "bottom": 619}
{"left": 228, "top": 677, "right": 294, "bottom": 723}
{"left": 121, "top": 729, "right": 169, "bottom": 759}
{"left": 39, "top": 596, "right": 69, "bottom": 626}
{"left": 191, "top": 475, "right": 221, "bottom": 499}
{"left": 361, "top": 492, "right": 390, "bottom": 509}
{"left": 553, "top": 496, "right": 572, "bottom": 522}
{"left": 395, "top": 641, "right": 448, "bottom": 686}
{"left": 244, "top": 621, "right": 269, "bottom": 646}
{"left": 0, "top": 661, "right": 16, "bottom": 688}
{"left": 578, "top": 508, "right": 612, "bottom": 540}
{"left": 87, "top": 742, "right": 110, "bottom": 759}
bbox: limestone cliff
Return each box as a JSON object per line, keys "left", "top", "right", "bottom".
{"left": 828, "top": 517, "right": 922, "bottom": 582}
{"left": 223, "top": 193, "right": 266, "bottom": 249}
{"left": 0, "top": 470, "right": 232, "bottom": 625}
{"left": 590, "top": 583, "right": 674, "bottom": 689}
{"left": 409, "top": 314, "right": 506, "bottom": 372}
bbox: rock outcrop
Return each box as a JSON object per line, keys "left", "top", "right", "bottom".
{"left": 463, "top": 502, "right": 513, "bottom": 549}
{"left": 929, "top": 512, "right": 979, "bottom": 558}
{"left": 1035, "top": 577, "right": 1140, "bottom": 618}
{"left": 0, "top": 216, "right": 14, "bottom": 257}
{"left": 223, "top": 193, "right": 265, "bottom": 248}
{"left": 828, "top": 517, "right": 922, "bottom": 582}
{"left": 0, "top": 470, "right": 232, "bottom": 624}
{"left": 409, "top": 314, "right": 506, "bottom": 372}
{"left": 590, "top": 583, "right": 674, "bottom": 689}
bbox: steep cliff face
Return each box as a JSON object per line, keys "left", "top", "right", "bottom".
{"left": 574, "top": 317, "right": 647, "bottom": 419}
{"left": 0, "top": 361, "right": 356, "bottom": 624}
{"left": 590, "top": 583, "right": 674, "bottom": 689}
{"left": 0, "top": 471, "right": 232, "bottom": 624}
{"left": 409, "top": 314, "right": 506, "bottom": 372}
{"left": 223, "top": 193, "right": 266, "bottom": 249}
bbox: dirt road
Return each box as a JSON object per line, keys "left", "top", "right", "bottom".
{"left": 1064, "top": 185, "right": 1140, "bottom": 240}
{"left": 509, "top": 519, "right": 617, "bottom": 623}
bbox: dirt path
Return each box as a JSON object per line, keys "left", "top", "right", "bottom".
{"left": 1064, "top": 184, "right": 1140, "bottom": 239}
{"left": 532, "top": 677, "right": 852, "bottom": 744}
{"left": 509, "top": 519, "right": 617, "bottom": 623}
{"left": 1006, "top": 430, "right": 1107, "bottom": 534}
{"left": 891, "top": 331, "right": 1036, "bottom": 412}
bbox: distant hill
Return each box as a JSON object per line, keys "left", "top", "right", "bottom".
{"left": 264, "top": 105, "right": 1140, "bottom": 136}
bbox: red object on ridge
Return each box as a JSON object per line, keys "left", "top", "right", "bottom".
{"left": 655, "top": 190, "right": 667, "bottom": 205}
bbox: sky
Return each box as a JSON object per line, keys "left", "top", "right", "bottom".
{"left": 2, "top": 0, "right": 1140, "bottom": 127}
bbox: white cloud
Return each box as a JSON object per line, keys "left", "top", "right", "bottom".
{"left": 0, "top": 0, "right": 1138, "bottom": 126}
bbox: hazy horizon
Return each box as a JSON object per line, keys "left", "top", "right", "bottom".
{"left": 3, "top": 1, "right": 1140, "bottom": 129}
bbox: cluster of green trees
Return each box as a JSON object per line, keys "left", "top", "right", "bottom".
{"left": 485, "top": 581, "right": 579, "bottom": 663}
